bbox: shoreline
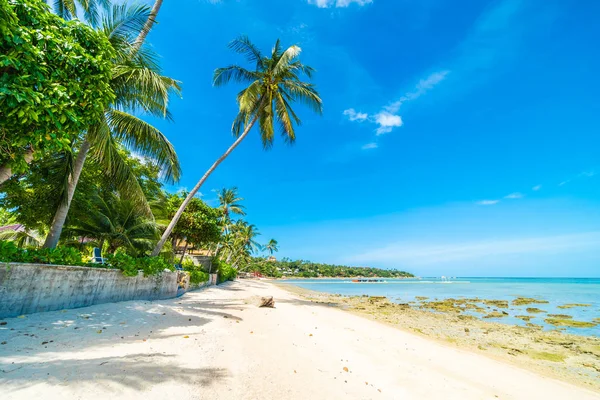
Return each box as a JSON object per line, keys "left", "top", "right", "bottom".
{"left": 273, "top": 281, "right": 600, "bottom": 392}
{"left": 1, "top": 279, "right": 599, "bottom": 399}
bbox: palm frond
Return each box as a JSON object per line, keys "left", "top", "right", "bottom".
{"left": 107, "top": 109, "right": 181, "bottom": 183}
{"left": 228, "top": 36, "right": 264, "bottom": 68}
{"left": 213, "top": 66, "right": 259, "bottom": 87}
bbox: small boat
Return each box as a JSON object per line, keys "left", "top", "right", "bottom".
{"left": 351, "top": 278, "right": 386, "bottom": 283}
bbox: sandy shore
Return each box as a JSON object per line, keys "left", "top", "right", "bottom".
{"left": 1, "top": 280, "right": 598, "bottom": 400}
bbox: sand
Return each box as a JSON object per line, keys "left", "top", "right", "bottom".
{"left": 1, "top": 280, "right": 598, "bottom": 400}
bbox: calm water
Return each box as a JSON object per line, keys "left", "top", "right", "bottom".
{"left": 280, "top": 277, "right": 600, "bottom": 336}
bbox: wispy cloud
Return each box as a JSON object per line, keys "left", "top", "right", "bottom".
{"left": 361, "top": 142, "right": 377, "bottom": 150}
{"left": 344, "top": 70, "right": 448, "bottom": 143}
{"left": 532, "top": 185, "right": 542, "bottom": 191}
{"left": 385, "top": 70, "right": 450, "bottom": 114}
{"left": 344, "top": 232, "right": 600, "bottom": 266}
{"left": 308, "top": 0, "right": 372, "bottom": 8}
{"left": 559, "top": 169, "right": 598, "bottom": 186}
{"left": 504, "top": 192, "right": 523, "bottom": 199}
{"left": 477, "top": 200, "right": 500, "bottom": 206}
{"left": 343, "top": 108, "right": 368, "bottom": 122}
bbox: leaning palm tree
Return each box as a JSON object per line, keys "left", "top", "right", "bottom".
{"left": 151, "top": 36, "right": 322, "bottom": 255}
{"left": 43, "top": 4, "right": 181, "bottom": 249}
{"left": 49, "top": 0, "right": 110, "bottom": 26}
{"left": 132, "top": 0, "right": 163, "bottom": 52}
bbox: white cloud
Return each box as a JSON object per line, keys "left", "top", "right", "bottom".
{"left": 374, "top": 112, "right": 402, "bottom": 135}
{"left": 308, "top": 0, "right": 372, "bottom": 8}
{"left": 361, "top": 142, "right": 377, "bottom": 150}
{"left": 476, "top": 200, "right": 500, "bottom": 206}
{"left": 343, "top": 108, "right": 368, "bottom": 122}
{"left": 504, "top": 192, "right": 523, "bottom": 199}
{"left": 532, "top": 185, "right": 542, "bottom": 191}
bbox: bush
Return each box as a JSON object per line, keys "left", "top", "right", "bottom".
{"left": 181, "top": 258, "right": 209, "bottom": 285}
{"left": 105, "top": 252, "right": 174, "bottom": 277}
{"left": 0, "top": 240, "right": 83, "bottom": 265}
{"left": 0, "top": 240, "right": 173, "bottom": 277}
{"left": 213, "top": 258, "right": 237, "bottom": 283}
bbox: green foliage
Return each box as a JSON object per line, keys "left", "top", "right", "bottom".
{"left": 166, "top": 193, "right": 222, "bottom": 248}
{"left": 0, "top": 240, "right": 173, "bottom": 277}
{"left": 105, "top": 252, "right": 174, "bottom": 277}
{"left": 181, "top": 258, "right": 209, "bottom": 285}
{"left": 248, "top": 258, "right": 414, "bottom": 279}
{"left": 0, "top": 240, "right": 83, "bottom": 265}
{"left": 0, "top": 0, "right": 114, "bottom": 173}
{"left": 0, "top": 147, "right": 164, "bottom": 238}
{"left": 213, "top": 257, "right": 237, "bottom": 283}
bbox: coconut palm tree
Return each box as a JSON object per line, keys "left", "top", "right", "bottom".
{"left": 64, "top": 191, "right": 159, "bottom": 255}
{"left": 217, "top": 187, "right": 246, "bottom": 222}
{"left": 264, "top": 238, "right": 278, "bottom": 256}
{"left": 151, "top": 36, "right": 322, "bottom": 256}
{"left": 133, "top": 0, "right": 163, "bottom": 52}
{"left": 43, "top": 3, "right": 181, "bottom": 249}
{"left": 49, "top": 0, "right": 110, "bottom": 26}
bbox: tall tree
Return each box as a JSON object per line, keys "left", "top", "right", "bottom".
{"left": 0, "top": 0, "right": 114, "bottom": 185}
{"left": 151, "top": 36, "right": 322, "bottom": 255}
{"left": 264, "top": 238, "right": 279, "bottom": 256}
{"left": 49, "top": 0, "right": 110, "bottom": 26}
{"left": 43, "top": 3, "right": 181, "bottom": 249}
{"left": 132, "top": 0, "right": 163, "bottom": 52}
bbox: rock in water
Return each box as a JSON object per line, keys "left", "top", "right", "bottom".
{"left": 260, "top": 296, "right": 275, "bottom": 308}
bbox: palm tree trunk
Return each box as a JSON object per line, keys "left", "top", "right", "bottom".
{"left": 178, "top": 241, "right": 189, "bottom": 265}
{"left": 151, "top": 114, "right": 260, "bottom": 256}
{"left": 0, "top": 147, "right": 34, "bottom": 185}
{"left": 43, "top": 139, "right": 91, "bottom": 249}
{"left": 133, "top": 0, "right": 163, "bottom": 53}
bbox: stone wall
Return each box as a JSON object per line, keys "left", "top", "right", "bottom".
{"left": 0, "top": 263, "right": 183, "bottom": 318}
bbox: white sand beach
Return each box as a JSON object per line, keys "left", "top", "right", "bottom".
{"left": 1, "top": 280, "right": 598, "bottom": 400}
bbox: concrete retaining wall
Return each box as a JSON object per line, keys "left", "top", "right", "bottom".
{"left": 0, "top": 263, "right": 183, "bottom": 318}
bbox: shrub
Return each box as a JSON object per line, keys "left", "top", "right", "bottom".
{"left": 0, "top": 240, "right": 83, "bottom": 265}
{"left": 181, "top": 258, "right": 209, "bottom": 285}
{"left": 213, "top": 258, "right": 237, "bottom": 283}
{"left": 105, "top": 252, "right": 174, "bottom": 277}
{"left": 0, "top": 240, "right": 173, "bottom": 277}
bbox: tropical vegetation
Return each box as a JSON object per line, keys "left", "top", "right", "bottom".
{"left": 0, "top": 0, "right": 410, "bottom": 283}
{"left": 247, "top": 258, "right": 414, "bottom": 279}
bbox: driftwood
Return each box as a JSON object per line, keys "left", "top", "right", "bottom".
{"left": 259, "top": 296, "right": 275, "bottom": 308}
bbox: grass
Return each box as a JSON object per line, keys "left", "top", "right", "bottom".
{"left": 527, "top": 351, "right": 566, "bottom": 363}
{"left": 526, "top": 307, "right": 547, "bottom": 314}
{"left": 557, "top": 303, "right": 591, "bottom": 309}
{"left": 544, "top": 318, "right": 597, "bottom": 328}
{"left": 515, "top": 315, "right": 533, "bottom": 321}
{"left": 483, "top": 300, "right": 509, "bottom": 308}
{"left": 483, "top": 311, "right": 508, "bottom": 319}
{"left": 511, "top": 297, "right": 549, "bottom": 306}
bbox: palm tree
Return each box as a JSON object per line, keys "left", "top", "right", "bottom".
{"left": 264, "top": 238, "right": 278, "bottom": 256}
{"left": 151, "top": 36, "right": 322, "bottom": 255}
{"left": 49, "top": 0, "right": 110, "bottom": 26}
{"left": 43, "top": 4, "right": 181, "bottom": 249}
{"left": 217, "top": 187, "right": 246, "bottom": 222}
{"left": 133, "top": 0, "right": 163, "bottom": 52}
{"left": 64, "top": 191, "right": 159, "bottom": 255}
{"left": 224, "top": 220, "right": 261, "bottom": 268}
{"left": 211, "top": 187, "right": 245, "bottom": 256}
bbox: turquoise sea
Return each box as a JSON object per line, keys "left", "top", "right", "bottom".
{"left": 280, "top": 277, "right": 600, "bottom": 336}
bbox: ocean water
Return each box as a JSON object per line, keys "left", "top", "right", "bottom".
{"left": 279, "top": 277, "right": 600, "bottom": 336}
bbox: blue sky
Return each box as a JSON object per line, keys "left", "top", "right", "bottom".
{"left": 145, "top": 0, "right": 600, "bottom": 277}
